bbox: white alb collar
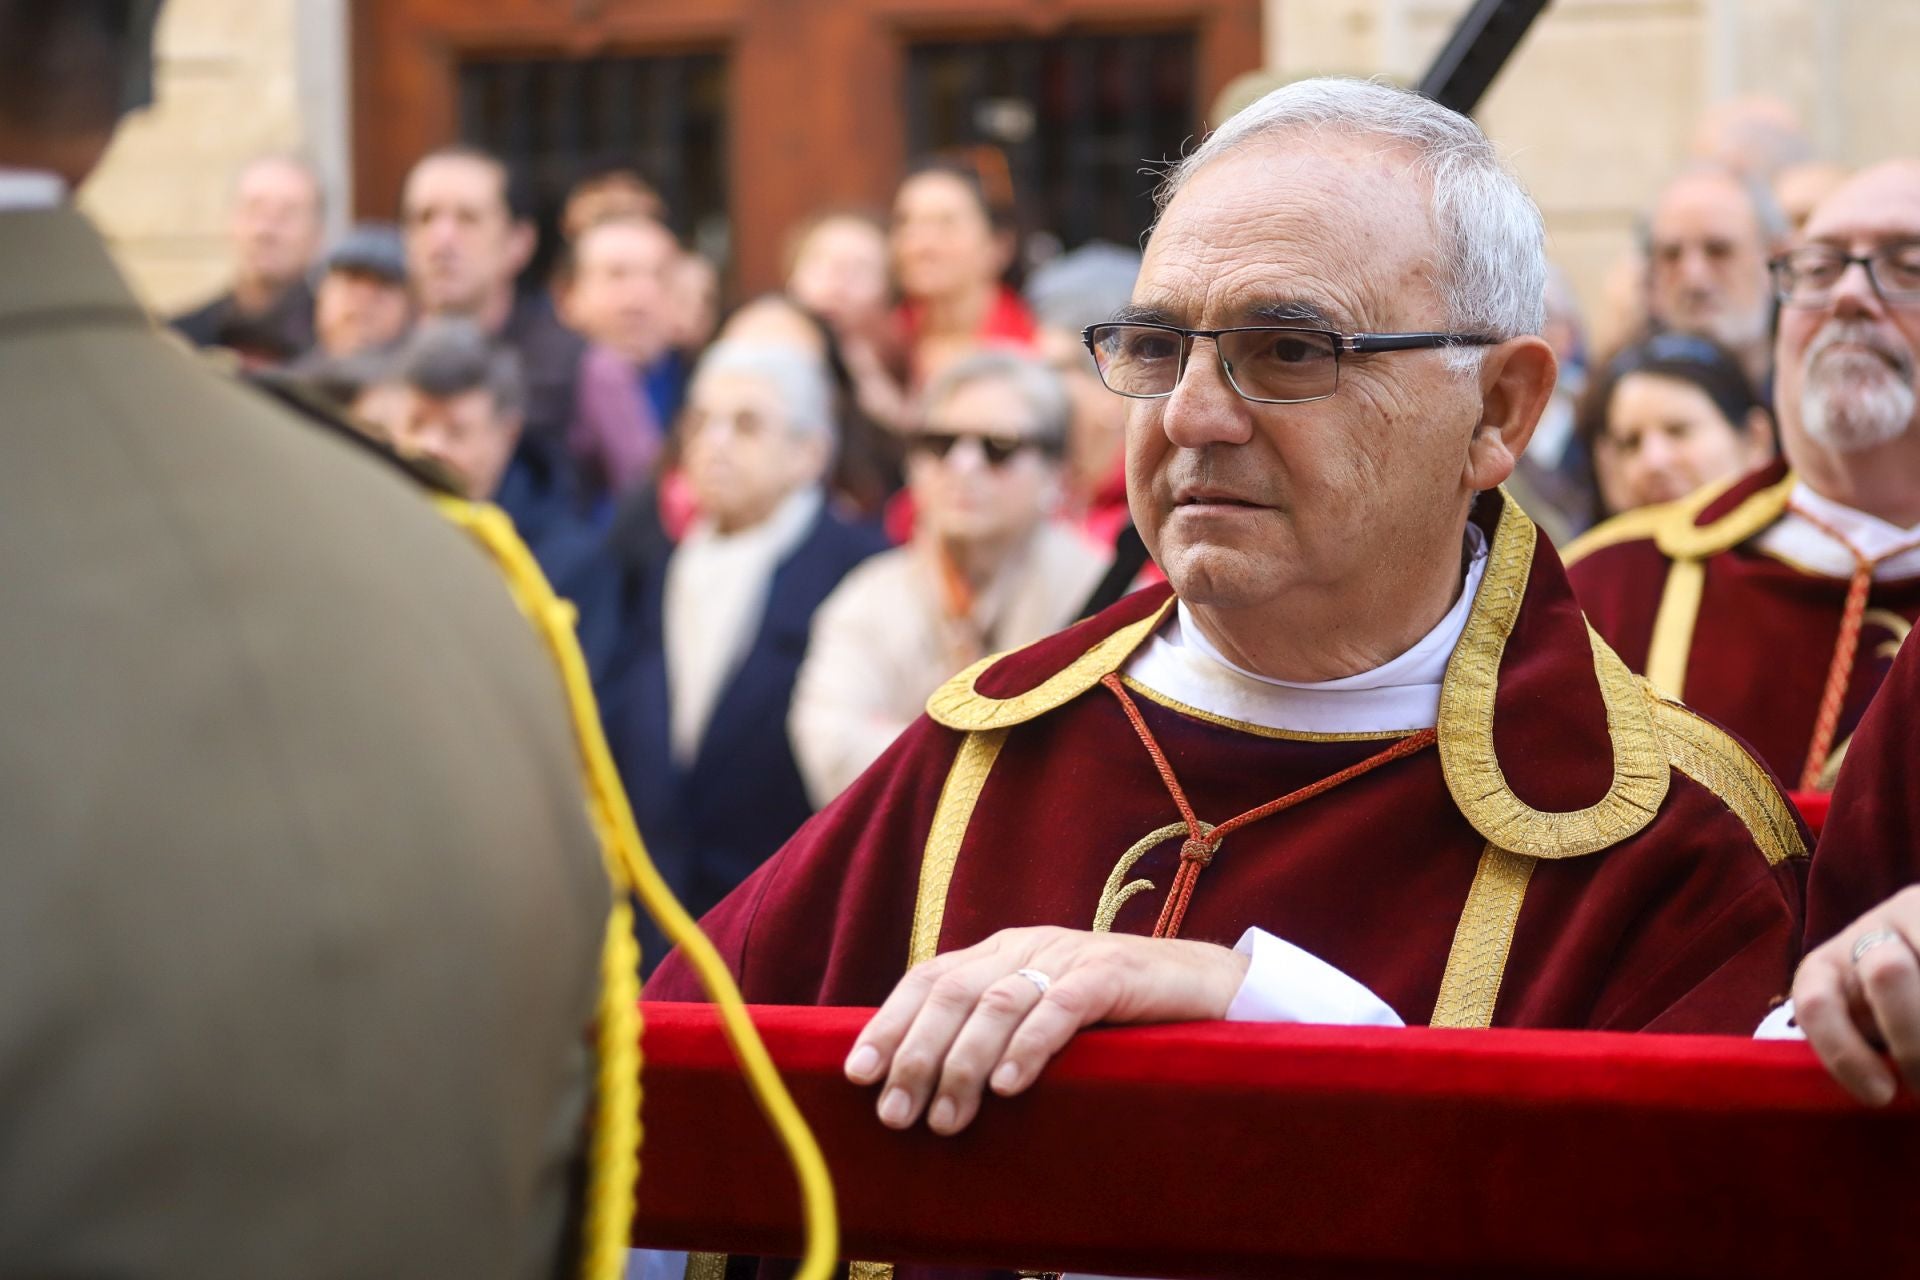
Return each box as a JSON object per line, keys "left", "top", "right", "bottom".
{"left": 1757, "top": 481, "right": 1920, "bottom": 579}
{"left": 1123, "top": 523, "right": 1490, "bottom": 735}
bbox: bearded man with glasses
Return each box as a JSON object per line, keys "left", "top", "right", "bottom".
{"left": 1570, "top": 161, "right": 1920, "bottom": 804}
{"left": 649, "top": 80, "right": 1804, "bottom": 1194}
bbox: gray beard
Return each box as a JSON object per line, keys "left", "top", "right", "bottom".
{"left": 1802, "top": 353, "right": 1917, "bottom": 454}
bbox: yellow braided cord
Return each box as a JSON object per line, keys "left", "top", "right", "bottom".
{"left": 431, "top": 498, "right": 839, "bottom": 1280}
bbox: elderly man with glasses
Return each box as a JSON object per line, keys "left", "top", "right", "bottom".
{"left": 649, "top": 79, "right": 1805, "bottom": 1163}
{"left": 1570, "top": 161, "right": 1920, "bottom": 799}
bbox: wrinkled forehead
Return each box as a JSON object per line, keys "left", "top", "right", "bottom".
{"left": 1134, "top": 135, "right": 1447, "bottom": 332}
{"left": 1802, "top": 165, "right": 1920, "bottom": 249}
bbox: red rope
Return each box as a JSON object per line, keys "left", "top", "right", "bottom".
{"left": 1788, "top": 503, "right": 1920, "bottom": 792}
{"left": 1099, "top": 673, "right": 1438, "bottom": 940}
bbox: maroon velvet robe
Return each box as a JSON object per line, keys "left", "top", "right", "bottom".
{"left": 652, "top": 492, "right": 1804, "bottom": 1031}
{"left": 1568, "top": 459, "right": 1920, "bottom": 789}
{"left": 1805, "top": 630, "right": 1920, "bottom": 946}
{"left": 647, "top": 492, "right": 1808, "bottom": 1280}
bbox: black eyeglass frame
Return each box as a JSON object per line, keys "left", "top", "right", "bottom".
{"left": 1079, "top": 321, "right": 1500, "bottom": 405}
{"left": 1770, "top": 243, "right": 1920, "bottom": 308}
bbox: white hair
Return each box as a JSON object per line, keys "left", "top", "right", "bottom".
{"left": 1158, "top": 77, "right": 1546, "bottom": 367}
{"left": 691, "top": 341, "right": 837, "bottom": 440}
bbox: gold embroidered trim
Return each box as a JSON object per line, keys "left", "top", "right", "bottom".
{"left": 1653, "top": 469, "right": 1795, "bottom": 560}
{"left": 908, "top": 729, "right": 1008, "bottom": 966}
{"left": 1117, "top": 676, "right": 1418, "bottom": 741}
{"left": 683, "top": 1253, "right": 728, "bottom": 1280}
{"left": 1561, "top": 500, "right": 1674, "bottom": 565}
{"left": 1437, "top": 496, "right": 1670, "bottom": 858}
{"left": 1430, "top": 842, "right": 1534, "bottom": 1029}
{"left": 847, "top": 1264, "right": 895, "bottom": 1280}
{"left": 926, "top": 599, "right": 1176, "bottom": 731}
{"left": 1647, "top": 692, "right": 1807, "bottom": 866}
{"left": 1646, "top": 557, "right": 1705, "bottom": 700}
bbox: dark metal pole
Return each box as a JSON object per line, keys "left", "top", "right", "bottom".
{"left": 1416, "top": 0, "right": 1552, "bottom": 116}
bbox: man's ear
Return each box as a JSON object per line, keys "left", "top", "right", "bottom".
{"left": 1465, "top": 335, "right": 1558, "bottom": 491}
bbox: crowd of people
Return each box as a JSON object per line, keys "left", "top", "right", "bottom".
{"left": 160, "top": 86, "right": 1905, "bottom": 972}
{"left": 166, "top": 140, "right": 1149, "bottom": 961}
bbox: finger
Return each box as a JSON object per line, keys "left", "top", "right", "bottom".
{"left": 1794, "top": 948, "right": 1897, "bottom": 1106}
{"left": 925, "top": 971, "right": 1049, "bottom": 1134}
{"left": 1855, "top": 928, "right": 1920, "bottom": 1095}
{"left": 990, "top": 969, "right": 1115, "bottom": 1098}
{"left": 876, "top": 954, "right": 1016, "bottom": 1129}
{"left": 844, "top": 957, "right": 952, "bottom": 1085}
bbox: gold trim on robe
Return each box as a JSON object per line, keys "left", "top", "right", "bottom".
{"left": 910, "top": 729, "right": 1009, "bottom": 966}
{"left": 1436, "top": 502, "right": 1669, "bottom": 858}
{"left": 926, "top": 600, "right": 1176, "bottom": 731}
{"left": 1431, "top": 843, "right": 1535, "bottom": 1029}
{"left": 1646, "top": 691, "right": 1808, "bottom": 866}
{"left": 1646, "top": 558, "right": 1705, "bottom": 699}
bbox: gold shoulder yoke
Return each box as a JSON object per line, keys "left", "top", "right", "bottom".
{"left": 1646, "top": 691, "right": 1807, "bottom": 866}
{"left": 926, "top": 598, "right": 1175, "bottom": 731}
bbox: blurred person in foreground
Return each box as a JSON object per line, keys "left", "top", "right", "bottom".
{"left": 1788, "top": 634, "right": 1920, "bottom": 1105}
{"left": 172, "top": 151, "right": 323, "bottom": 365}
{"left": 0, "top": 3, "right": 604, "bottom": 1273}
{"left": 293, "top": 221, "right": 411, "bottom": 365}
{"left": 401, "top": 144, "right": 632, "bottom": 499}
{"left": 1579, "top": 332, "right": 1773, "bottom": 519}
{"left": 1570, "top": 162, "right": 1920, "bottom": 794}
{"left": 1025, "top": 241, "right": 1142, "bottom": 547}
{"left": 598, "top": 342, "right": 885, "bottom": 961}
{"left": 1645, "top": 163, "right": 1787, "bottom": 391}
{"left": 891, "top": 155, "right": 1036, "bottom": 386}
{"left": 649, "top": 81, "right": 1806, "bottom": 1169}
{"left": 558, "top": 212, "right": 677, "bottom": 495}
{"left": 790, "top": 349, "right": 1107, "bottom": 806}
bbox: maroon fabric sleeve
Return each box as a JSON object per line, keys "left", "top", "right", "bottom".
{"left": 643, "top": 716, "right": 962, "bottom": 1005}
{"left": 1565, "top": 538, "right": 1669, "bottom": 674}
{"left": 1806, "top": 634, "right": 1920, "bottom": 947}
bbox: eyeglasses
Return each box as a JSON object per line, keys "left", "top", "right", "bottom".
{"left": 1771, "top": 242, "right": 1920, "bottom": 308}
{"left": 1081, "top": 322, "right": 1498, "bottom": 405}
{"left": 907, "top": 430, "right": 1051, "bottom": 467}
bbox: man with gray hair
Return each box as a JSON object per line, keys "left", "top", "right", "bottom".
{"left": 599, "top": 341, "right": 887, "bottom": 968}
{"left": 1571, "top": 161, "right": 1920, "bottom": 796}
{"left": 651, "top": 78, "right": 1803, "bottom": 1169}
{"left": 1645, "top": 163, "right": 1788, "bottom": 390}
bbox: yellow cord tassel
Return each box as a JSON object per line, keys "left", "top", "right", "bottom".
{"left": 433, "top": 497, "right": 839, "bottom": 1280}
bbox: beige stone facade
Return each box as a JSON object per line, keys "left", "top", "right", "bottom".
{"left": 1265, "top": 0, "right": 1920, "bottom": 351}
{"left": 77, "top": 0, "right": 1920, "bottom": 332}
{"left": 78, "top": 0, "right": 346, "bottom": 315}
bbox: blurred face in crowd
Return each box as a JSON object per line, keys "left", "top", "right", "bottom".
{"left": 681, "top": 369, "right": 830, "bottom": 534}
{"left": 669, "top": 253, "right": 721, "bottom": 351}
{"left": 908, "top": 374, "right": 1061, "bottom": 547}
{"left": 230, "top": 157, "right": 323, "bottom": 293}
{"left": 1595, "top": 371, "right": 1769, "bottom": 512}
{"left": 1037, "top": 326, "right": 1128, "bottom": 501}
{"left": 1775, "top": 162, "right": 1920, "bottom": 475}
{"left": 1775, "top": 162, "right": 1850, "bottom": 233}
{"left": 564, "top": 217, "right": 679, "bottom": 365}
{"left": 401, "top": 153, "right": 534, "bottom": 319}
{"left": 1648, "top": 170, "right": 1775, "bottom": 356}
{"left": 314, "top": 269, "right": 411, "bottom": 359}
{"left": 1122, "top": 132, "right": 1552, "bottom": 622}
{"left": 391, "top": 385, "right": 519, "bottom": 501}
{"left": 892, "top": 171, "right": 1007, "bottom": 305}
{"left": 790, "top": 215, "right": 892, "bottom": 333}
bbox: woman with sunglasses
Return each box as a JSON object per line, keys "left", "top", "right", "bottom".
{"left": 1578, "top": 331, "right": 1775, "bottom": 517}
{"left": 790, "top": 349, "right": 1108, "bottom": 805}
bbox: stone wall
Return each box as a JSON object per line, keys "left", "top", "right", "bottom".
{"left": 1264, "top": 0, "right": 1920, "bottom": 353}
{"left": 77, "top": 0, "right": 346, "bottom": 315}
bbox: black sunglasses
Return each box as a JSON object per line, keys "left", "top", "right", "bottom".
{"left": 908, "top": 431, "right": 1049, "bottom": 467}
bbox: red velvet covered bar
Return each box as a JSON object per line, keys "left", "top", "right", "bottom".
{"left": 634, "top": 1003, "right": 1917, "bottom": 1279}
